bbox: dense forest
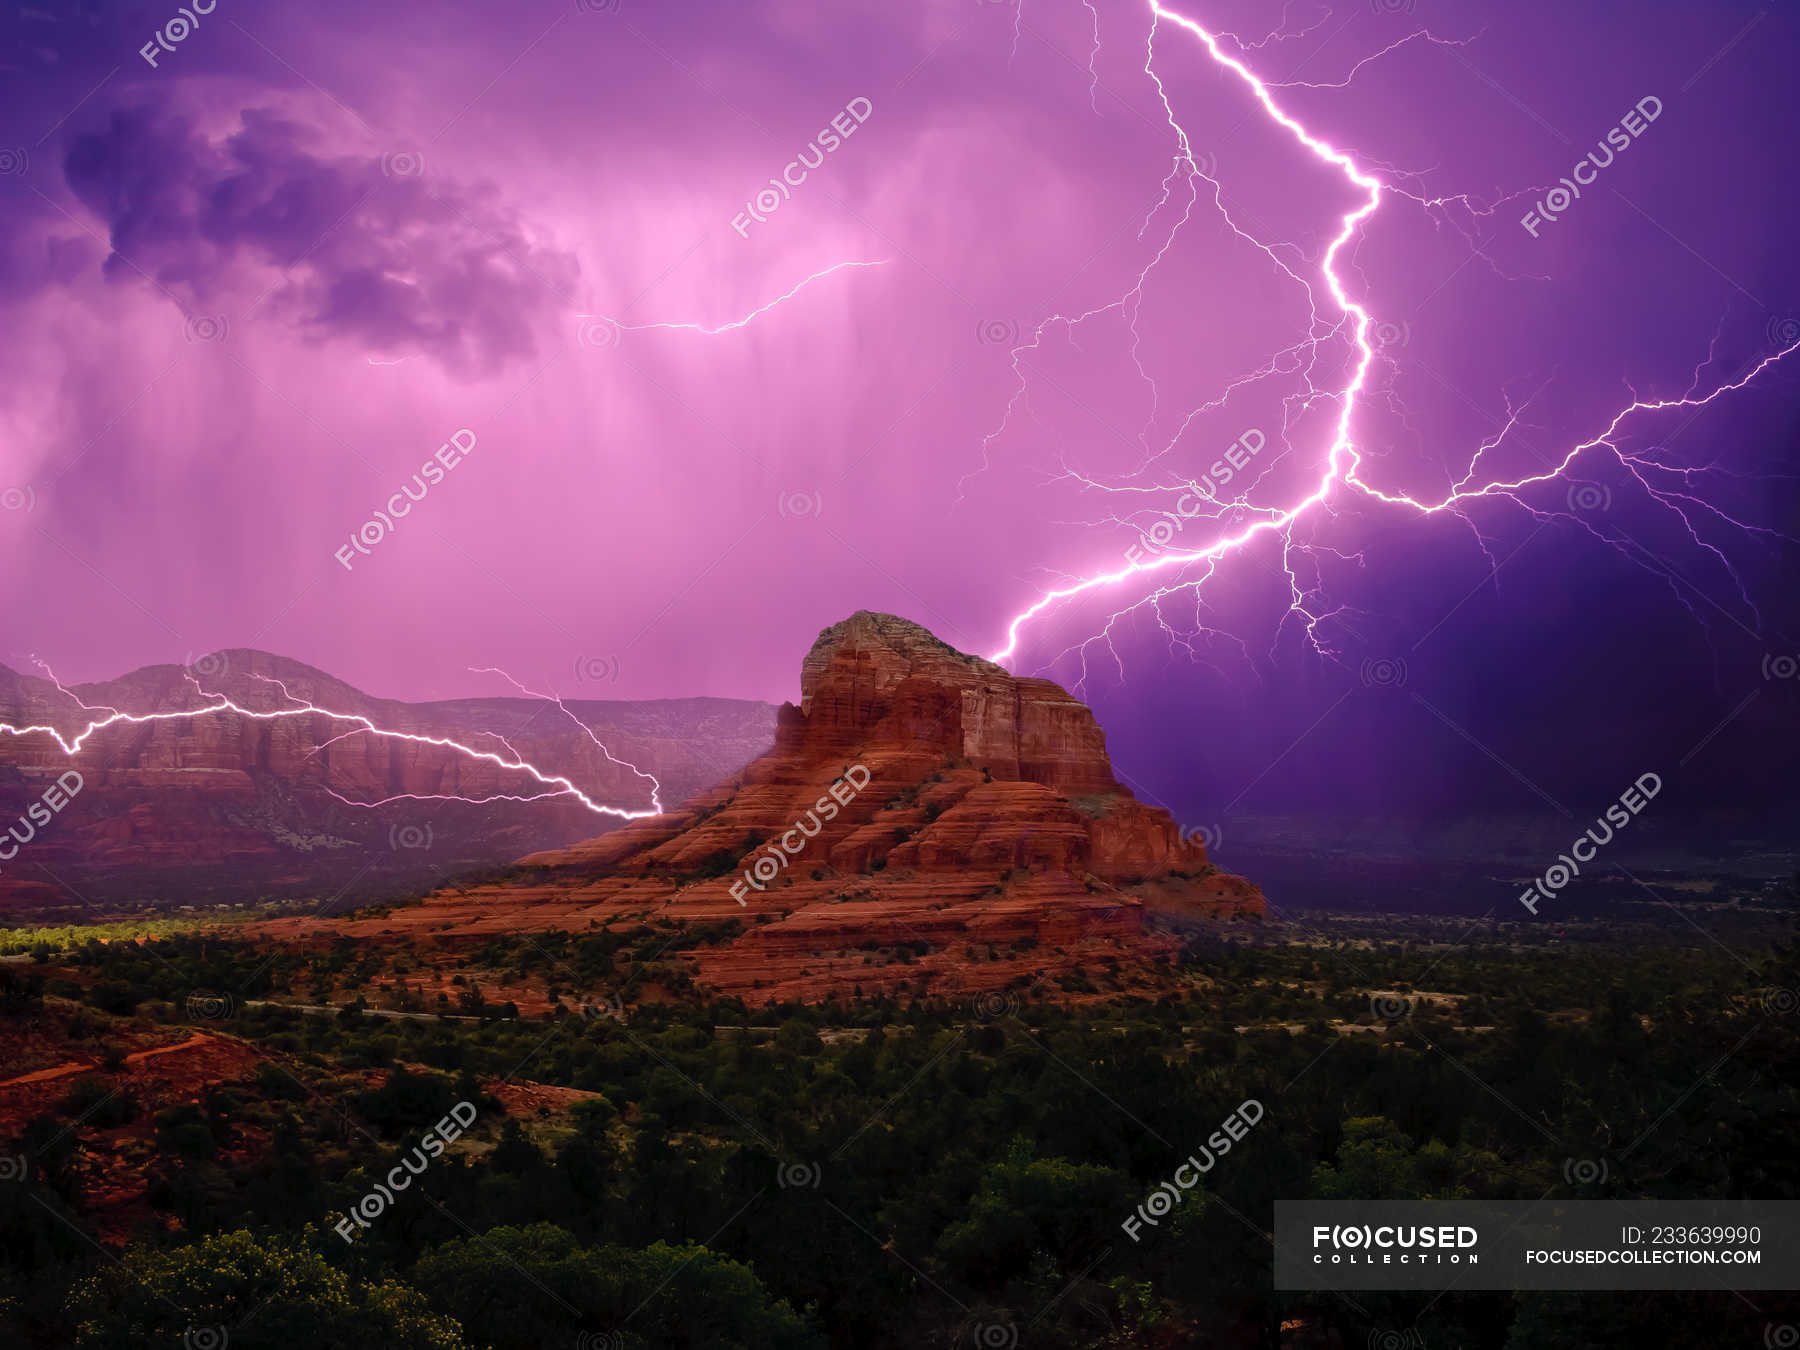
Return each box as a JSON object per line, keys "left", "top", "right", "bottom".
{"left": 3, "top": 913, "right": 1798, "bottom": 1348}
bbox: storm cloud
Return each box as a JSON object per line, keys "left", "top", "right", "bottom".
{"left": 62, "top": 103, "right": 577, "bottom": 375}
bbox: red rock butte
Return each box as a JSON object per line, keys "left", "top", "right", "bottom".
{"left": 271, "top": 612, "right": 1264, "bottom": 1002}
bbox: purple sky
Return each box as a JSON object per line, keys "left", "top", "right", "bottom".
{"left": 3, "top": 0, "right": 1796, "bottom": 823}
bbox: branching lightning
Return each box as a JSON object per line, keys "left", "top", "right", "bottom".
{"left": 1, "top": 663, "right": 661, "bottom": 822}
{"left": 582, "top": 258, "right": 889, "bottom": 340}
{"left": 984, "top": 0, "right": 1799, "bottom": 672}
{"left": 469, "top": 666, "right": 664, "bottom": 813}
{"left": 8, "top": 3, "right": 1790, "bottom": 823}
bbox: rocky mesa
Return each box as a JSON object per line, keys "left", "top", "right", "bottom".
{"left": 280, "top": 612, "right": 1263, "bottom": 1003}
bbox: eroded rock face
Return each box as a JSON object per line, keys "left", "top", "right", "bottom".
{"left": 287, "top": 612, "right": 1265, "bottom": 1002}
{"left": 794, "top": 613, "right": 1117, "bottom": 790}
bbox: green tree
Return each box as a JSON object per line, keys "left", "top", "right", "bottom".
{"left": 409, "top": 1222, "right": 821, "bottom": 1350}
{"left": 936, "top": 1139, "right": 1134, "bottom": 1289}
{"left": 1310, "top": 1116, "right": 1433, "bottom": 1200}
{"left": 66, "top": 1230, "right": 467, "bottom": 1349}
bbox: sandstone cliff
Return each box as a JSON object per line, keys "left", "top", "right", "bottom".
{"left": 275, "top": 613, "right": 1263, "bottom": 1003}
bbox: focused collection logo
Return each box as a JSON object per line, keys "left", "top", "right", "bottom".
{"left": 1309, "top": 1223, "right": 1482, "bottom": 1266}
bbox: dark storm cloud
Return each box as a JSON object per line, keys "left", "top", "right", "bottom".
{"left": 61, "top": 104, "right": 577, "bottom": 374}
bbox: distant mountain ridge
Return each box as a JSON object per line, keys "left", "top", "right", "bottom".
{"left": 0, "top": 651, "right": 778, "bottom": 910}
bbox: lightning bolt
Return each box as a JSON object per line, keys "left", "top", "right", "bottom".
{"left": 1, "top": 663, "right": 662, "bottom": 821}
{"left": 986, "top": 1, "right": 1798, "bottom": 670}
{"left": 1212, "top": 0, "right": 1330, "bottom": 53}
{"left": 469, "top": 666, "right": 664, "bottom": 813}
{"left": 581, "top": 258, "right": 889, "bottom": 340}
{"left": 1264, "top": 27, "right": 1486, "bottom": 91}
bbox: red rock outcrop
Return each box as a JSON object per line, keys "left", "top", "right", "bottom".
{"left": 276, "top": 613, "right": 1264, "bottom": 1003}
